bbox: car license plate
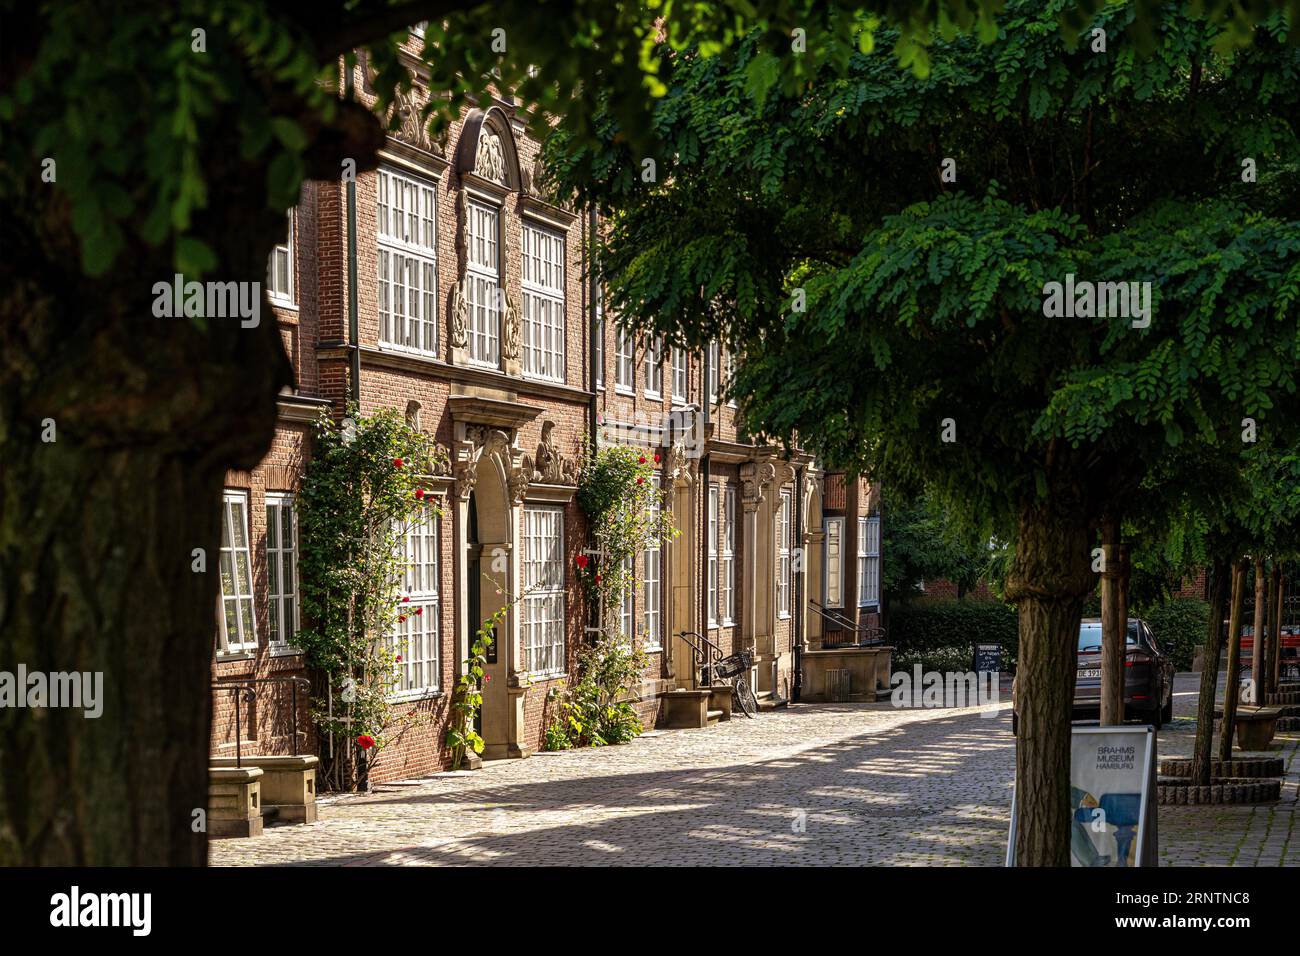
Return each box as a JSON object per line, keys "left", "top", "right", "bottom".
{"left": 1079, "top": 668, "right": 1100, "bottom": 679}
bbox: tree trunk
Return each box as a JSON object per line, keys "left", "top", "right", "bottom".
{"left": 1252, "top": 557, "right": 1268, "bottom": 703}
{"left": 1192, "top": 557, "right": 1232, "bottom": 786}
{"left": 1267, "top": 562, "right": 1284, "bottom": 699}
{"left": 1218, "top": 559, "right": 1248, "bottom": 762}
{"left": 1005, "top": 494, "right": 1094, "bottom": 867}
{"left": 1099, "top": 512, "right": 1124, "bottom": 726}
{"left": 0, "top": 255, "right": 288, "bottom": 863}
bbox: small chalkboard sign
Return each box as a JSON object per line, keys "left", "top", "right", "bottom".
{"left": 974, "top": 643, "right": 1002, "bottom": 674}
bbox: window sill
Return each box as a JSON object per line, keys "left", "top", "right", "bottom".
{"left": 387, "top": 688, "right": 445, "bottom": 704}
{"left": 268, "top": 644, "right": 303, "bottom": 658}
{"left": 523, "top": 372, "right": 566, "bottom": 386}
{"left": 379, "top": 342, "right": 441, "bottom": 360}
{"left": 644, "top": 391, "right": 662, "bottom": 401}
{"left": 267, "top": 297, "right": 299, "bottom": 312}
{"left": 614, "top": 386, "right": 635, "bottom": 396}
{"left": 216, "top": 649, "right": 256, "bottom": 662}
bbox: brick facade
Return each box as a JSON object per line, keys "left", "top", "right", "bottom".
{"left": 209, "top": 41, "right": 884, "bottom": 787}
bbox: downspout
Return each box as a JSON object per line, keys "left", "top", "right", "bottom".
{"left": 345, "top": 68, "right": 361, "bottom": 408}
{"left": 700, "top": 344, "right": 711, "bottom": 644}
{"left": 587, "top": 207, "right": 598, "bottom": 456}
{"left": 792, "top": 463, "right": 804, "bottom": 703}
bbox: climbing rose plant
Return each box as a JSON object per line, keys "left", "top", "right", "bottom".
{"left": 295, "top": 406, "right": 448, "bottom": 788}
{"left": 544, "top": 445, "right": 676, "bottom": 750}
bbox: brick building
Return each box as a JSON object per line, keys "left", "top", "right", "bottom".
{"left": 209, "top": 38, "right": 886, "bottom": 786}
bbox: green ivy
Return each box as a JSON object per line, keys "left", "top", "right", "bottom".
{"left": 295, "top": 406, "right": 446, "bottom": 783}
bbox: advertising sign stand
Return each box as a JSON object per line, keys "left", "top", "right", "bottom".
{"left": 1007, "top": 725, "right": 1158, "bottom": 867}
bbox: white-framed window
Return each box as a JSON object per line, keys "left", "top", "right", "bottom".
{"left": 721, "top": 486, "right": 735, "bottom": 625}
{"left": 217, "top": 491, "right": 257, "bottom": 654}
{"left": 824, "top": 516, "right": 845, "bottom": 608}
{"left": 377, "top": 167, "right": 437, "bottom": 354}
{"left": 266, "top": 210, "right": 295, "bottom": 306}
{"left": 707, "top": 340, "right": 721, "bottom": 404}
{"left": 522, "top": 221, "right": 565, "bottom": 381}
{"left": 644, "top": 336, "right": 663, "bottom": 397}
{"left": 671, "top": 347, "right": 687, "bottom": 402}
{"left": 859, "top": 514, "right": 881, "bottom": 607}
{"left": 708, "top": 486, "right": 719, "bottom": 627}
{"left": 391, "top": 507, "right": 440, "bottom": 696}
{"left": 723, "top": 347, "right": 737, "bottom": 407}
{"left": 643, "top": 476, "right": 662, "bottom": 650}
{"left": 777, "top": 489, "right": 792, "bottom": 619}
{"left": 615, "top": 325, "right": 635, "bottom": 392}
{"left": 522, "top": 505, "right": 565, "bottom": 675}
{"left": 466, "top": 197, "right": 501, "bottom": 366}
{"left": 266, "top": 494, "right": 300, "bottom": 650}
{"left": 621, "top": 554, "right": 635, "bottom": 643}
{"left": 594, "top": 285, "right": 605, "bottom": 389}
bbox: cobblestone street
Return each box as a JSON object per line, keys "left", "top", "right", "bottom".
{"left": 210, "top": 679, "right": 1298, "bottom": 866}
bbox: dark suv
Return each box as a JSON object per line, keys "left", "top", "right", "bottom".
{"left": 1012, "top": 617, "right": 1175, "bottom": 735}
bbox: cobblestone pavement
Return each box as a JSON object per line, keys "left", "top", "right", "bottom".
{"left": 210, "top": 676, "right": 1297, "bottom": 866}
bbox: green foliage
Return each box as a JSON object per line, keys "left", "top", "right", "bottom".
{"left": 544, "top": 636, "right": 647, "bottom": 749}
{"left": 551, "top": 3, "right": 1300, "bottom": 538}
{"left": 881, "top": 488, "right": 992, "bottom": 601}
{"left": 445, "top": 606, "right": 506, "bottom": 770}
{"left": 1137, "top": 597, "right": 1210, "bottom": 671}
{"left": 295, "top": 407, "right": 445, "bottom": 759}
{"left": 577, "top": 444, "right": 676, "bottom": 640}
{"left": 888, "top": 599, "right": 1020, "bottom": 671}
{"left": 6, "top": 1, "right": 1292, "bottom": 282}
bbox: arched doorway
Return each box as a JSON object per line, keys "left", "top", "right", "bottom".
{"left": 463, "top": 447, "right": 513, "bottom": 759}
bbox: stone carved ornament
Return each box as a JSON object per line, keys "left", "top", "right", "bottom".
{"left": 449, "top": 277, "right": 469, "bottom": 349}
{"left": 389, "top": 86, "right": 445, "bottom": 156}
{"left": 474, "top": 130, "right": 506, "bottom": 184}
{"left": 524, "top": 420, "right": 577, "bottom": 485}
{"left": 454, "top": 426, "right": 535, "bottom": 502}
{"left": 502, "top": 293, "right": 521, "bottom": 362}
{"left": 740, "top": 459, "right": 777, "bottom": 510}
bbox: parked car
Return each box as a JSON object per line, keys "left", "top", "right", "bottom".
{"left": 1011, "top": 617, "right": 1175, "bottom": 735}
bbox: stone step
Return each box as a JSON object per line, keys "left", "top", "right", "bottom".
{"left": 755, "top": 692, "right": 788, "bottom": 711}
{"left": 706, "top": 709, "right": 726, "bottom": 726}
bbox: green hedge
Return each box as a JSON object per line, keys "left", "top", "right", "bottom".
{"left": 888, "top": 599, "right": 1019, "bottom": 672}
{"left": 1137, "top": 597, "right": 1209, "bottom": 672}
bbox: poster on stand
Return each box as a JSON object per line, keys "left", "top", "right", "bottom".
{"left": 1006, "top": 725, "right": 1157, "bottom": 867}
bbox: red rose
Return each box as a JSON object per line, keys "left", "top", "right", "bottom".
{"left": 393, "top": 458, "right": 404, "bottom": 468}
{"left": 636, "top": 477, "right": 644, "bottom": 485}
{"left": 395, "top": 655, "right": 402, "bottom": 662}
{"left": 594, "top": 574, "right": 602, "bottom": 583}
{"left": 357, "top": 734, "right": 376, "bottom": 750}
{"left": 415, "top": 607, "right": 423, "bottom": 616}
{"left": 484, "top": 674, "right": 491, "bottom": 683}
{"left": 399, "top": 615, "right": 407, "bottom": 622}
{"left": 654, "top": 453, "right": 661, "bottom": 463}
{"left": 402, "top": 596, "right": 410, "bottom": 603}
{"left": 575, "top": 554, "right": 589, "bottom": 569}
{"left": 415, "top": 488, "right": 426, "bottom": 500}
{"left": 638, "top": 455, "right": 647, "bottom": 464}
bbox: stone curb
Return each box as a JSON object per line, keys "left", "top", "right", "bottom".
{"left": 1158, "top": 755, "right": 1285, "bottom": 779}
{"left": 1156, "top": 777, "right": 1283, "bottom": 805}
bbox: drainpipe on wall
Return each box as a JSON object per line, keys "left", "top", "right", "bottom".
{"left": 700, "top": 344, "right": 711, "bottom": 644}
{"left": 345, "top": 69, "right": 361, "bottom": 409}
{"left": 793, "top": 463, "right": 804, "bottom": 703}
{"left": 587, "top": 207, "right": 599, "bottom": 456}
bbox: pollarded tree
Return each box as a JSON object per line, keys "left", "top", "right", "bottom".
{"left": 548, "top": 1, "right": 1300, "bottom": 864}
